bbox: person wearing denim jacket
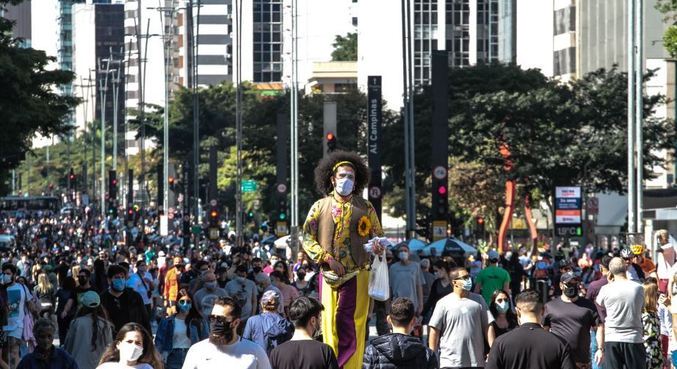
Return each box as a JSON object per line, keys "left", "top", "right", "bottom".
{"left": 154, "top": 291, "right": 208, "bottom": 369}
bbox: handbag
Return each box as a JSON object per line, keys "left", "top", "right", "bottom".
{"left": 368, "top": 250, "right": 390, "bottom": 301}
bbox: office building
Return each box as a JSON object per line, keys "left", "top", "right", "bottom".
{"left": 72, "top": 2, "right": 125, "bottom": 134}
{"left": 358, "top": 0, "right": 514, "bottom": 108}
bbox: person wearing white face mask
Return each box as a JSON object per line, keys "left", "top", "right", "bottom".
{"left": 428, "top": 267, "right": 493, "bottom": 369}
{"left": 96, "top": 323, "right": 162, "bottom": 369}
{"left": 301, "top": 151, "right": 385, "bottom": 369}
{"left": 193, "top": 272, "right": 228, "bottom": 319}
{"left": 389, "top": 245, "right": 425, "bottom": 333}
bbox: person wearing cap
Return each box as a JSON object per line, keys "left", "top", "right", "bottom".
{"left": 301, "top": 151, "right": 384, "bottom": 369}
{"left": 63, "top": 291, "right": 114, "bottom": 369}
{"left": 474, "top": 249, "right": 511, "bottom": 305}
{"left": 163, "top": 257, "right": 185, "bottom": 312}
{"left": 544, "top": 272, "right": 603, "bottom": 369}
{"left": 242, "top": 290, "right": 294, "bottom": 355}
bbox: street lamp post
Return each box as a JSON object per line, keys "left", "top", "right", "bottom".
{"left": 97, "top": 58, "right": 112, "bottom": 218}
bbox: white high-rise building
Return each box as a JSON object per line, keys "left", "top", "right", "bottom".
{"left": 358, "top": 0, "right": 510, "bottom": 109}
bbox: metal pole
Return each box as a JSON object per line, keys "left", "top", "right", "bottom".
{"left": 98, "top": 58, "right": 111, "bottom": 218}
{"left": 402, "top": 0, "right": 416, "bottom": 237}
{"left": 191, "top": 0, "right": 202, "bottom": 222}
{"left": 234, "top": 0, "right": 243, "bottom": 244}
{"left": 635, "top": 0, "right": 644, "bottom": 234}
{"left": 153, "top": 3, "right": 174, "bottom": 215}
{"left": 112, "top": 66, "right": 120, "bottom": 172}
{"left": 289, "top": 0, "right": 300, "bottom": 255}
{"left": 627, "top": 0, "right": 636, "bottom": 234}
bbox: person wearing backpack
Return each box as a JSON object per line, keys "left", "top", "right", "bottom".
{"left": 242, "top": 291, "right": 293, "bottom": 355}
{"left": 2, "top": 263, "right": 39, "bottom": 369}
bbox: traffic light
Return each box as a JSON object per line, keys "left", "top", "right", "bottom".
{"left": 108, "top": 170, "right": 117, "bottom": 200}
{"left": 431, "top": 175, "right": 448, "bottom": 219}
{"left": 208, "top": 207, "right": 219, "bottom": 227}
{"left": 278, "top": 199, "right": 287, "bottom": 221}
{"left": 326, "top": 132, "right": 337, "bottom": 152}
{"left": 168, "top": 176, "right": 175, "bottom": 190}
{"left": 68, "top": 168, "right": 76, "bottom": 190}
{"left": 476, "top": 216, "right": 485, "bottom": 236}
{"left": 108, "top": 200, "right": 118, "bottom": 218}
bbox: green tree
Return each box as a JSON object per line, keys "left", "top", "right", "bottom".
{"left": 331, "top": 33, "right": 357, "bottom": 61}
{"left": 0, "top": 0, "right": 79, "bottom": 194}
{"left": 656, "top": 1, "right": 677, "bottom": 56}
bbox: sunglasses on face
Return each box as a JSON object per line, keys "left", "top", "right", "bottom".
{"left": 455, "top": 275, "right": 471, "bottom": 281}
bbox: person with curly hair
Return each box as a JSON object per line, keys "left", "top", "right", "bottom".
{"left": 302, "top": 151, "right": 384, "bottom": 369}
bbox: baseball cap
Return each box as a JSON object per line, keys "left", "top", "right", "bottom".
{"left": 80, "top": 291, "right": 101, "bottom": 308}
{"left": 559, "top": 272, "right": 580, "bottom": 284}
{"left": 260, "top": 290, "right": 280, "bottom": 306}
{"left": 487, "top": 250, "right": 499, "bottom": 261}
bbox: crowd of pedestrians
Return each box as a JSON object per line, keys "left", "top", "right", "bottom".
{"left": 1, "top": 152, "right": 677, "bottom": 369}
{"left": 2, "top": 205, "right": 677, "bottom": 369}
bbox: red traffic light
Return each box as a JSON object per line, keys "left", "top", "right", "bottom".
{"left": 69, "top": 174, "right": 75, "bottom": 180}
{"left": 168, "top": 176, "right": 175, "bottom": 185}
{"left": 326, "top": 132, "right": 335, "bottom": 141}
{"left": 477, "top": 217, "right": 484, "bottom": 224}
{"left": 210, "top": 210, "right": 218, "bottom": 218}
{"left": 111, "top": 179, "right": 117, "bottom": 185}
{"left": 127, "top": 209, "right": 133, "bottom": 216}
{"left": 437, "top": 185, "right": 447, "bottom": 195}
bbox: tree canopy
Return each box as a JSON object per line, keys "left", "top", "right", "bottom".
{"left": 331, "top": 33, "right": 357, "bottom": 61}
{"left": 0, "top": 0, "right": 79, "bottom": 192}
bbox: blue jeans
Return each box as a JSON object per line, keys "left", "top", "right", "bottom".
{"left": 166, "top": 348, "right": 189, "bottom": 369}
{"left": 591, "top": 329, "right": 603, "bottom": 369}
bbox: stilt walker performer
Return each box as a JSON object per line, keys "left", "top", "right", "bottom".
{"left": 302, "top": 151, "right": 384, "bottom": 369}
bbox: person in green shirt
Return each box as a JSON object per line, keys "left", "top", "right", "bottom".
{"left": 474, "top": 250, "right": 511, "bottom": 305}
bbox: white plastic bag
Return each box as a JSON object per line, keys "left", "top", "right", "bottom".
{"left": 368, "top": 250, "right": 390, "bottom": 301}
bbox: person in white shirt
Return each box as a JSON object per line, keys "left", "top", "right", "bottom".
{"left": 181, "top": 296, "right": 271, "bottom": 369}
{"left": 127, "top": 260, "right": 154, "bottom": 318}
{"left": 656, "top": 230, "right": 676, "bottom": 294}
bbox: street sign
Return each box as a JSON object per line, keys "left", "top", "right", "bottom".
{"left": 555, "top": 186, "right": 582, "bottom": 237}
{"left": 242, "top": 180, "right": 257, "bottom": 193}
{"left": 191, "top": 225, "right": 202, "bottom": 235}
{"left": 276, "top": 183, "right": 287, "bottom": 193}
{"left": 209, "top": 227, "right": 220, "bottom": 240}
{"left": 433, "top": 166, "right": 447, "bottom": 180}
{"left": 432, "top": 220, "right": 447, "bottom": 241}
{"left": 160, "top": 215, "right": 168, "bottom": 236}
{"left": 369, "top": 186, "right": 381, "bottom": 199}
{"left": 209, "top": 199, "right": 217, "bottom": 207}
{"left": 276, "top": 221, "right": 288, "bottom": 237}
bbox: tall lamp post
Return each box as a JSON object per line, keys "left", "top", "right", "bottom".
{"left": 97, "top": 58, "right": 112, "bottom": 218}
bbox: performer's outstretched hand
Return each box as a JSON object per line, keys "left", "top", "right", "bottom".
{"left": 327, "top": 256, "right": 345, "bottom": 276}
{"left": 372, "top": 240, "right": 385, "bottom": 255}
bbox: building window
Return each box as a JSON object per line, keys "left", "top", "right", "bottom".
{"left": 253, "top": 0, "right": 283, "bottom": 82}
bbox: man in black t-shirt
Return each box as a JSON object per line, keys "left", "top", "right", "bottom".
{"left": 486, "top": 290, "right": 575, "bottom": 369}
{"left": 544, "top": 272, "right": 603, "bottom": 368}
{"left": 269, "top": 297, "right": 338, "bottom": 369}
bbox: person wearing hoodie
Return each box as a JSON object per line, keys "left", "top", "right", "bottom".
{"left": 363, "top": 297, "right": 437, "bottom": 369}
{"left": 242, "top": 291, "right": 294, "bottom": 354}
{"left": 192, "top": 272, "right": 228, "bottom": 318}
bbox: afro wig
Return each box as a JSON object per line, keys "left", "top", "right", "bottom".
{"left": 314, "top": 151, "right": 370, "bottom": 196}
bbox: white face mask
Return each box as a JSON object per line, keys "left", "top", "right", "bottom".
{"left": 334, "top": 178, "right": 354, "bottom": 197}
{"left": 398, "top": 252, "right": 409, "bottom": 261}
{"left": 118, "top": 342, "right": 144, "bottom": 363}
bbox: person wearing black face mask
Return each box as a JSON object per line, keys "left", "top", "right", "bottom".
{"left": 182, "top": 296, "right": 271, "bottom": 369}
{"left": 543, "top": 272, "right": 603, "bottom": 369}
{"left": 75, "top": 269, "right": 95, "bottom": 307}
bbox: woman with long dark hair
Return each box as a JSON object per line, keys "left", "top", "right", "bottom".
{"left": 55, "top": 276, "right": 76, "bottom": 345}
{"left": 487, "top": 289, "right": 518, "bottom": 347}
{"left": 97, "top": 323, "right": 163, "bottom": 369}
{"left": 63, "top": 291, "right": 114, "bottom": 369}
{"left": 154, "top": 290, "right": 207, "bottom": 369}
